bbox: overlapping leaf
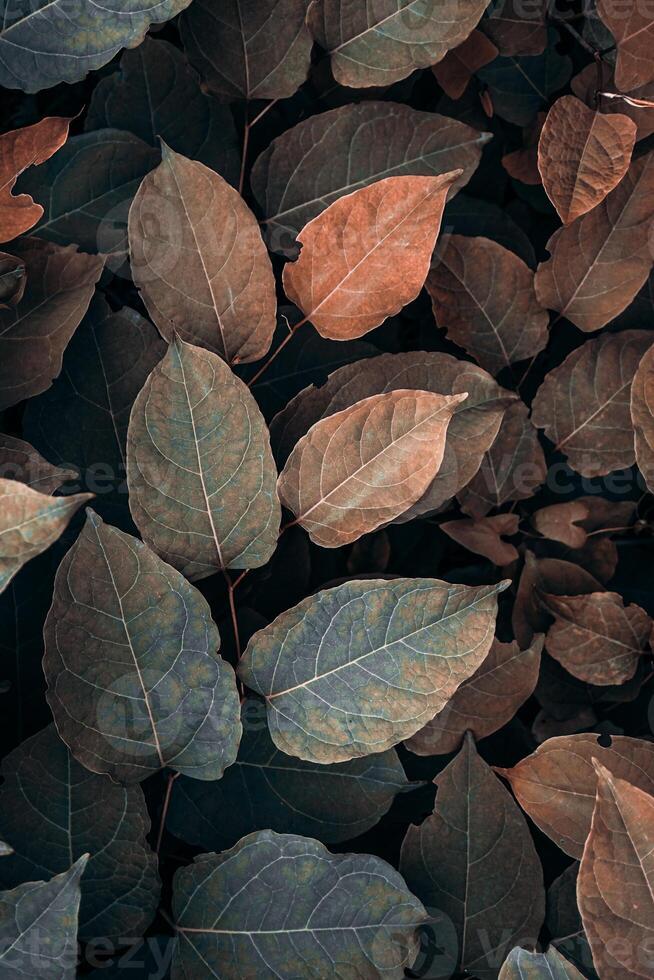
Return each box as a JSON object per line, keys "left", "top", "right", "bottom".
{"left": 631, "top": 340, "right": 654, "bottom": 491}
{"left": 0, "top": 252, "right": 24, "bottom": 307}
{"left": 127, "top": 339, "right": 280, "bottom": 578}
{"left": 432, "top": 31, "right": 499, "bottom": 99}
{"left": 512, "top": 553, "right": 603, "bottom": 649}
{"left": 0, "top": 434, "right": 74, "bottom": 492}
{"left": 597, "top": 0, "right": 654, "bottom": 91}
{"left": 499, "top": 946, "right": 585, "bottom": 979}
{"left": 43, "top": 511, "right": 242, "bottom": 782}
{"left": 238, "top": 576, "right": 507, "bottom": 763}
{"left": 440, "top": 513, "right": 521, "bottom": 565}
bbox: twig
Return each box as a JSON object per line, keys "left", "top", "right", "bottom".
{"left": 238, "top": 99, "right": 278, "bottom": 197}
{"left": 222, "top": 570, "right": 242, "bottom": 660}
{"left": 247, "top": 317, "right": 308, "bottom": 388}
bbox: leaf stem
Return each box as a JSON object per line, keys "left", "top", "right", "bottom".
{"left": 247, "top": 317, "right": 309, "bottom": 388}
{"left": 155, "top": 771, "right": 180, "bottom": 855}
{"left": 238, "top": 99, "right": 278, "bottom": 197}
{"left": 223, "top": 570, "right": 242, "bottom": 660}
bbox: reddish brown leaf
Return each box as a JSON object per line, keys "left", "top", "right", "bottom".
{"left": 432, "top": 31, "right": 498, "bottom": 100}
{"left": 0, "top": 252, "right": 26, "bottom": 308}
{"left": 531, "top": 330, "right": 653, "bottom": 477}
{"left": 572, "top": 64, "right": 654, "bottom": 141}
{"left": 482, "top": 0, "right": 547, "bottom": 56}
{"left": 0, "top": 117, "right": 71, "bottom": 244}
{"left": 277, "top": 389, "right": 465, "bottom": 547}
{"left": 405, "top": 635, "right": 543, "bottom": 756}
{"left": 631, "top": 341, "right": 654, "bottom": 491}
{"left": 427, "top": 234, "right": 549, "bottom": 376}
{"left": 578, "top": 764, "right": 654, "bottom": 980}
{"left": 282, "top": 173, "right": 460, "bottom": 340}
{"left": 541, "top": 591, "right": 651, "bottom": 686}
{"left": 597, "top": 0, "right": 654, "bottom": 92}
{"left": 502, "top": 114, "right": 545, "bottom": 185}
{"left": 512, "top": 553, "right": 603, "bottom": 650}
{"left": 498, "top": 732, "right": 654, "bottom": 858}
{"left": 533, "top": 502, "right": 593, "bottom": 548}
{"left": 538, "top": 96, "right": 636, "bottom": 224}
{"left": 535, "top": 152, "right": 654, "bottom": 331}
{"left": 440, "top": 513, "right": 520, "bottom": 565}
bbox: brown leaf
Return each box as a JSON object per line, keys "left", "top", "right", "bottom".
{"left": 498, "top": 732, "right": 654, "bottom": 857}
{"left": 0, "top": 435, "right": 75, "bottom": 493}
{"left": 531, "top": 330, "right": 653, "bottom": 477}
{"left": 282, "top": 173, "right": 460, "bottom": 340}
{"left": 427, "top": 234, "right": 549, "bottom": 376}
{"left": 534, "top": 151, "right": 654, "bottom": 331}
{"left": 400, "top": 734, "right": 545, "bottom": 980}
{"left": 499, "top": 946, "right": 585, "bottom": 979}
{"left": 277, "top": 389, "right": 465, "bottom": 547}
{"left": 0, "top": 252, "right": 26, "bottom": 308}
{"left": 577, "top": 764, "right": 654, "bottom": 980}
{"left": 0, "top": 238, "right": 105, "bottom": 411}
{"left": 572, "top": 64, "right": 654, "bottom": 142}
{"left": 432, "top": 30, "right": 498, "bottom": 100}
{"left": 541, "top": 591, "right": 651, "bottom": 686}
{"left": 440, "top": 513, "right": 520, "bottom": 565}
{"left": 512, "top": 553, "right": 602, "bottom": 649}
{"left": 405, "top": 635, "right": 543, "bottom": 756}
{"left": 128, "top": 144, "right": 276, "bottom": 363}
{"left": 597, "top": 0, "right": 654, "bottom": 92}
{"left": 502, "top": 113, "right": 545, "bottom": 185}
{"left": 482, "top": 0, "right": 547, "bottom": 56}
{"left": 537, "top": 96, "right": 636, "bottom": 224}
{"left": 631, "top": 340, "right": 654, "bottom": 491}
{"left": 459, "top": 400, "right": 547, "bottom": 518}
{"left": 0, "top": 117, "right": 71, "bottom": 244}
{"left": 533, "top": 501, "right": 593, "bottom": 548}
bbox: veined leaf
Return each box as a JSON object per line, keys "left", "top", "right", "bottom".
{"left": 499, "top": 946, "right": 585, "bottom": 979}
{"left": 238, "top": 576, "right": 507, "bottom": 763}
{"left": 597, "top": 0, "right": 654, "bottom": 91}
{"left": 432, "top": 30, "right": 499, "bottom": 99}
{"left": 0, "top": 725, "right": 159, "bottom": 942}
{"left": 498, "top": 732, "right": 654, "bottom": 858}
{"left": 43, "top": 511, "right": 242, "bottom": 783}
{"left": 127, "top": 339, "right": 280, "bottom": 578}
{"left": 171, "top": 830, "right": 428, "bottom": 978}
{"left": 631, "top": 341, "right": 654, "bottom": 492}
{"left": 277, "top": 389, "right": 465, "bottom": 547}
{"left": 0, "top": 480, "right": 91, "bottom": 595}
{"left": 440, "top": 513, "right": 521, "bottom": 566}
{"left": 400, "top": 735, "right": 545, "bottom": 980}
{"left": 282, "top": 173, "right": 460, "bottom": 340}
{"left": 129, "top": 145, "right": 276, "bottom": 362}
{"left": 0, "top": 434, "right": 74, "bottom": 493}
{"left": 0, "top": 0, "right": 193, "bottom": 93}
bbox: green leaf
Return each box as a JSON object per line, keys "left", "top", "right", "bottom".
{"left": 0, "top": 724, "right": 160, "bottom": 942}
{"left": 0, "top": 855, "right": 87, "bottom": 979}
{"left": 238, "top": 577, "right": 507, "bottom": 763}
{"left": 0, "top": 480, "right": 91, "bottom": 595}
{"left": 168, "top": 698, "right": 412, "bottom": 849}
{"left": 43, "top": 510, "right": 242, "bottom": 783}
{"left": 400, "top": 735, "right": 545, "bottom": 980}
{"left": 0, "top": 0, "right": 193, "bottom": 93}
{"left": 171, "top": 830, "right": 427, "bottom": 978}
{"left": 127, "top": 339, "right": 280, "bottom": 579}
{"left": 251, "top": 101, "right": 490, "bottom": 254}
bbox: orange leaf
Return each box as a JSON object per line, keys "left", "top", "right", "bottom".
{"left": 597, "top": 0, "right": 654, "bottom": 92}
{"left": 432, "top": 30, "right": 498, "bottom": 100}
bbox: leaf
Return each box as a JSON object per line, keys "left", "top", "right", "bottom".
{"left": 0, "top": 0, "right": 192, "bottom": 93}
{"left": 277, "top": 389, "right": 465, "bottom": 547}
{"left": 43, "top": 510, "right": 242, "bottom": 783}
{"left": 24, "top": 294, "right": 166, "bottom": 530}
{"left": 283, "top": 173, "right": 460, "bottom": 340}
{"left": 497, "top": 732, "right": 654, "bottom": 858}
{"left": 597, "top": 0, "right": 654, "bottom": 91}
{"left": 531, "top": 330, "right": 653, "bottom": 477}
{"left": 180, "top": 0, "right": 312, "bottom": 102}
{"left": 271, "top": 351, "right": 513, "bottom": 516}
{"left": 440, "top": 513, "right": 521, "bottom": 565}
{"left": 538, "top": 95, "right": 636, "bottom": 224}
{"left": 502, "top": 113, "right": 545, "bottom": 185}
{"left": 308, "top": 0, "right": 491, "bottom": 88}
{"left": 0, "top": 856, "right": 86, "bottom": 979}
{"left": 541, "top": 591, "right": 651, "bottom": 686}
{"left": 0, "top": 724, "right": 160, "bottom": 942}
{"left": 535, "top": 151, "right": 654, "bottom": 331}
{"left": 17, "top": 130, "right": 159, "bottom": 260}
{"left": 167, "top": 698, "right": 411, "bottom": 849}
{"left": 405, "top": 635, "right": 543, "bottom": 756}
{"left": 499, "top": 946, "right": 585, "bottom": 979}
{"left": 427, "top": 234, "right": 549, "bottom": 376}
{"left": 0, "top": 434, "right": 74, "bottom": 493}
{"left": 0, "top": 116, "right": 71, "bottom": 243}
{"left": 631, "top": 340, "right": 654, "bottom": 491}
{"left": 445, "top": 192, "right": 537, "bottom": 266}
{"left": 85, "top": 38, "right": 239, "bottom": 183}
{"left": 532, "top": 501, "right": 595, "bottom": 548}
{"left": 129, "top": 144, "right": 276, "bottom": 363}
{"left": 572, "top": 64, "right": 654, "bottom": 141}
{"left": 400, "top": 734, "right": 545, "bottom": 980}
{"left": 238, "top": 576, "right": 507, "bottom": 763}
{"left": 0, "top": 252, "right": 25, "bottom": 308}
{"left": 482, "top": 0, "right": 547, "bottom": 56}
{"left": 546, "top": 863, "right": 595, "bottom": 976}
{"left": 127, "top": 338, "right": 280, "bottom": 578}
{"left": 171, "top": 829, "right": 427, "bottom": 978}
{"left": 577, "top": 764, "right": 654, "bottom": 979}
{"left": 458, "top": 400, "right": 547, "bottom": 518}
{"left": 0, "top": 480, "right": 91, "bottom": 595}
{"left": 0, "top": 237, "right": 105, "bottom": 410}
{"left": 512, "top": 553, "right": 603, "bottom": 650}
{"left": 432, "top": 31, "right": 499, "bottom": 99}
{"left": 251, "top": 101, "right": 490, "bottom": 255}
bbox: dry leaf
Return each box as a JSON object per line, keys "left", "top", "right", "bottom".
{"left": 482, "top": 0, "right": 547, "bottom": 56}
{"left": 597, "top": 0, "right": 654, "bottom": 92}
{"left": 129, "top": 144, "right": 276, "bottom": 363}
{"left": 538, "top": 96, "right": 636, "bottom": 224}
{"left": 631, "top": 341, "right": 654, "bottom": 491}
{"left": 440, "top": 513, "right": 520, "bottom": 565}
{"left": 499, "top": 946, "right": 585, "bottom": 979}
{"left": 278, "top": 389, "right": 465, "bottom": 547}
{"left": 533, "top": 501, "right": 593, "bottom": 548}
{"left": 512, "top": 553, "right": 603, "bottom": 649}
{"left": 282, "top": 173, "right": 460, "bottom": 340}
{"left": 502, "top": 113, "right": 545, "bottom": 185}
{"left": 427, "top": 234, "right": 549, "bottom": 376}
{"left": 432, "top": 31, "right": 499, "bottom": 100}
{"left": 0, "top": 435, "right": 74, "bottom": 493}
{"left": 0, "top": 252, "right": 26, "bottom": 308}
{"left": 572, "top": 63, "right": 654, "bottom": 141}
{"left": 531, "top": 330, "right": 653, "bottom": 477}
